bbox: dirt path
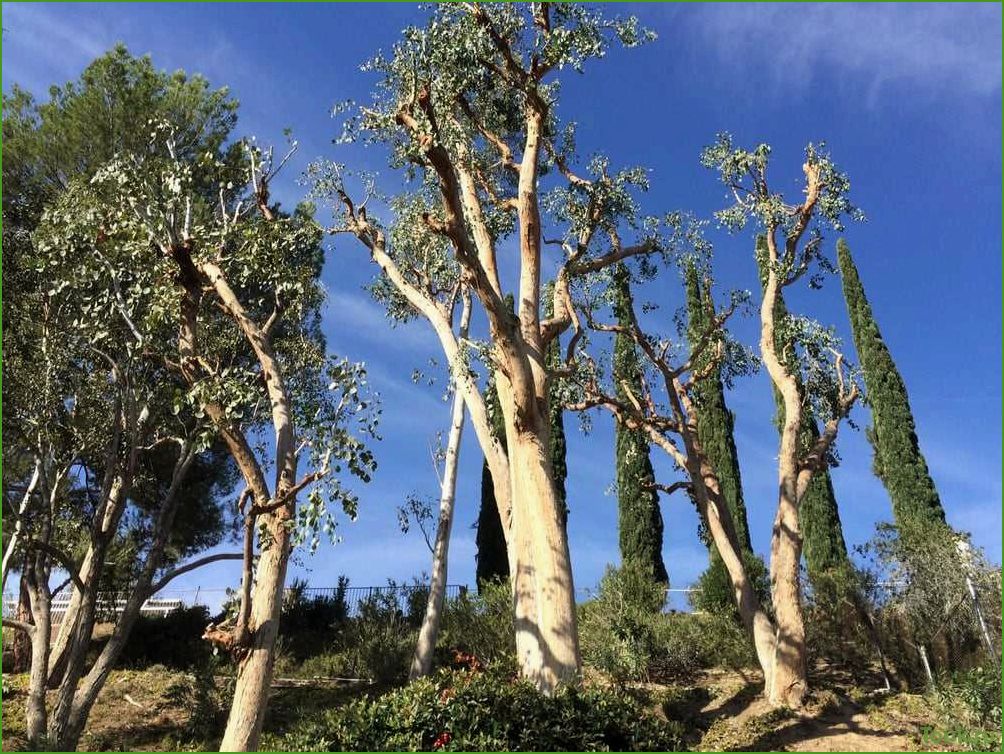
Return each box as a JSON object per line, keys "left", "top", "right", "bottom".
{"left": 681, "top": 668, "right": 926, "bottom": 752}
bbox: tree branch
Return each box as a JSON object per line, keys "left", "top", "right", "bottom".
{"left": 146, "top": 553, "right": 244, "bottom": 598}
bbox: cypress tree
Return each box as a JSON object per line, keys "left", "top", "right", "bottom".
{"left": 476, "top": 374, "right": 510, "bottom": 589}
{"left": 837, "top": 239, "right": 946, "bottom": 531}
{"left": 755, "top": 237, "right": 852, "bottom": 586}
{"left": 612, "top": 264, "right": 669, "bottom": 585}
{"left": 544, "top": 283, "right": 569, "bottom": 522}
{"left": 684, "top": 262, "right": 752, "bottom": 552}
{"left": 684, "top": 262, "right": 766, "bottom": 611}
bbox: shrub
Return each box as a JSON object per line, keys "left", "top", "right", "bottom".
{"left": 163, "top": 655, "right": 234, "bottom": 744}
{"left": 438, "top": 580, "right": 515, "bottom": 673}
{"left": 277, "top": 668, "right": 684, "bottom": 751}
{"left": 279, "top": 577, "right": 351, "bottom": 663}
{"left": 579, "top": 564, "right": 756, "bottom": 683}
{"left": 690, "top": 550, "right": 769, "bottom": 618}
{"left": 935, "top": 665, "right": 1002, "bottom": 729}
{"left": 578, "top": 564, "right": 667, "bottom": 683}
{"left": 118, "top": 605, "right": 212, "bottom": 670}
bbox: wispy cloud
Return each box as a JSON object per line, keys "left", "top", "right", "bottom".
{"left": 2, "top": 4, "right": 108, "bottom": 92}
{"left": 679, "top": 3, "right": 1001, "bottom": 102}
{"left": 324, "top": 289, "right": 440, "bottom": 356}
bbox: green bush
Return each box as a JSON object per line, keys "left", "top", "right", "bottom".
{"left": 163, "top": 656, "right": 234, "bottom": 744}
{"left": 278, "top": 577, "right": 351, "bottom": 664}
{"left": 580, "top": 564, "right": 756, "bottom": 683}
{"left": 438, "top": 580, "right": 515, "bottom": 673}
{"left": 578, "top": 564, "right": 667, "bottom": 683}
{"left": 118, "top": 605, "right": 212, "bottom": 670}
{"left": 277, "top": 668, "right": 684, "bottom": 752}
{"left": 935, "top": 665, "right": 1002, "bottom": 729}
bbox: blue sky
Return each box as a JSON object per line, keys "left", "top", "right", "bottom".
{"left": 3, "top": 3, "right": 1001, "bottom": 610}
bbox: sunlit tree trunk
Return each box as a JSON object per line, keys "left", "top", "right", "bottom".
{"left": 410, "top": 385, "right": 466, "bottom": 679}
{"left": 410, "top": 294, "right": 472, "bottom": 679}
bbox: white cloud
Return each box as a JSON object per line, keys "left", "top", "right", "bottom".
{"left": 680, "top": 3, "right": 1001, "bottom": 101}
{"left": 325, "top": 289, "right": 440, "bottom": 356}
{"left": 2, "top": 5, "right": 109, "bottom": 92}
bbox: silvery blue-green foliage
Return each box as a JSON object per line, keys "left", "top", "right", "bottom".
{"left": 703, "top": 134, "right": 864, "bottom": 421}
{"left": 33, "top": 123, "right": 378, "bottom": 553}
{"left": 701, "top": 133, "right": 865, "bottom": 290}
{"left": 574, "top": 215, "right": 755, "bottom": 412}
{"left": 313, "top": 5, "right": 673, "bottom": 403}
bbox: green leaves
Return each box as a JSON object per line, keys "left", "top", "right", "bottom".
{"left": 701, "top": 132, "right": 863, "bottom": 241}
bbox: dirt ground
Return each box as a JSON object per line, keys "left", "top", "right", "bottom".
{"left": 0, "top": 664, "right": 955, "bottom": 751}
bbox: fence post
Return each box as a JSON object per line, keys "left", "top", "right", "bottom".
{"left": 965, "top": 574, "right": 1000, "bottom": 670}
{"left": 918, "top": 644, "right": 935, "bottom": 688}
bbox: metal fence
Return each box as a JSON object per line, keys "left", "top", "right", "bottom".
{"left": 293, "top": 584, "right": 469, "bottom": 617}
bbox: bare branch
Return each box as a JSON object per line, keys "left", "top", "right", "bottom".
{"left": 147, "top": 552, "right": 244, "bottom": 597}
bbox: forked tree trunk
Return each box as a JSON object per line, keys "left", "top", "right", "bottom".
{"left": 52, "top": 445, "right": 199, "bottom": 751}
{"left": 219, "top": 509, "right": 293, "bottom": 751}
{"left": 759, "top": 248, "right": 811, "bottom": 708}
{"left": 410, "top": 386, "right": 466, "bottom": 679}
{"left": 664, "top": 417, "right": 780, "bottom": 695}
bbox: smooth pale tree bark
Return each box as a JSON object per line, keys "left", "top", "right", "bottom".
{"left": 756, "top": 165, "right": 859, "bottom": 707}
{"left": 171, "top": 245, "right": 299, "bottom": 753}
{"left": 4, "top": 432, "right": 241, "bottom": 751}
{"left": 409, "top": 294, "right": 471, "bottom": 679}
{"left": 1, "top": 459, "right": 41, "bottom": 591}
{"left": 575, "top": 266, "right": 855, "bottom": 707}
{"left": 48, "top": 443, "right": 240, "bottom": 749}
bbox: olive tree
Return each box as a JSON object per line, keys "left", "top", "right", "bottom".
{"left": 314, "top": 3, "right": 664, "bottom": 691}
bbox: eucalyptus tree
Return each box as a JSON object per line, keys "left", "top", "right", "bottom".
{"left": 701, "top": 135, "right": 864, "bottom": 705}
{"left": 1, "top": 49, "right": 249, "bottom": 749}
{"left": 478, "top": 288, "right": 567, "bottom": 589}
{"left": 753, "top": 238, "right": 852, "bottom": 594}
{"left": 410, "top": 290, "right": 473, "bottom": 680}
{"left": 1, "top": 47, "right": 242, "bottom": 683}
{"left": 32, "top": 120, "right": 378, "bottom": 750}
{"left": 684, "top": 262, "right": 763, "bottom": 614}
{"left": 315, "top": 3, "right": 662, "bottom": 691}
{"left": 568, "top": 244, "right": 795, "bottom": 698}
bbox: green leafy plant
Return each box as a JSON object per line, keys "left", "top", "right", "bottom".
{"left": 277, "top": 668, "right": 683, "bottom": 752}
{"left": 163, "top": 656, "right": 234, "bottom": 745}
{"left": 438, "top": 580, "right": 516, "bottom": 674}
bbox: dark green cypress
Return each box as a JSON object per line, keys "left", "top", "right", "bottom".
{"left": 684, "top": 262, "right": 766, "bottom": 611}
{"left": 544, "top": 283, "right": 569, "bottom": 523}
{"left": 684, "top": 262, "right": 753, "bottom": 553}
{"left": 612, "top": 265, "right": 669, "bottom": 585}
{"left": 837, "top": 239, "right": 946, "bottom": 531}
{"left": 755, "top": 237, "right": 852, "bottom": 586}
{"left": 476, "top": 374, "right": 510, "bottom": 589}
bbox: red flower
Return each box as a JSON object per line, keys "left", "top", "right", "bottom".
{"left": 432, "top": 731, "right": 452, "bottom": 750}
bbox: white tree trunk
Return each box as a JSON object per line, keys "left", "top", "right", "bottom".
{"left": 410, "top": 385, "right": 466, "bottom": 679}
{"left": 506, "top": 423, "right": 580, "bottom": 692}
{"left": 1, "top": 459, "right": 40, "bottom": 592}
